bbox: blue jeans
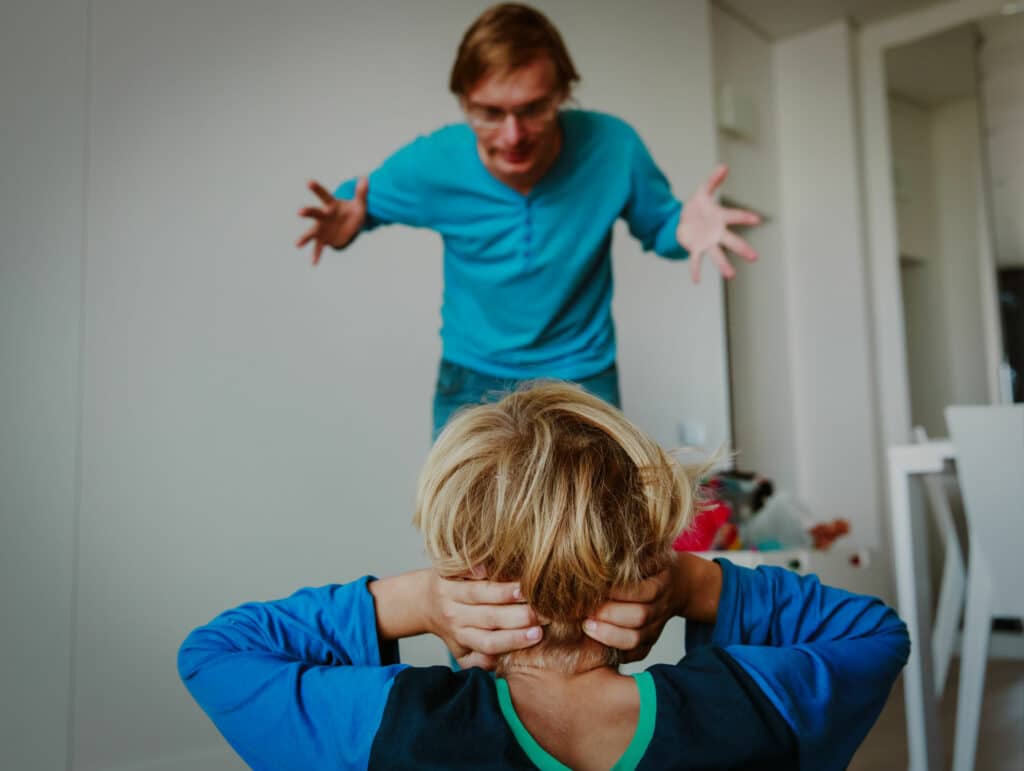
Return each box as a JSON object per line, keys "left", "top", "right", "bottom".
{"left": 431, "top": 360, "right": 621, "bottom": 440}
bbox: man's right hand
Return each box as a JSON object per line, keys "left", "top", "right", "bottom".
{"left": 296, "top": 176, "right": 369, "bottom": 266}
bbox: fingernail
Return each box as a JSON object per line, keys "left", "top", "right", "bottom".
{"left": 512, "top": 586, "right": 522, "bottom": 600}
{"left": 526, "top": 626, "right": 541, "bottom": 641}
{"left": 584, "top": 620, "right": 597, "bottom": 632}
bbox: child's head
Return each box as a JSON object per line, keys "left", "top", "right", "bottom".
{"left": 414, "top": 381, "right": 699, "bottom": 671}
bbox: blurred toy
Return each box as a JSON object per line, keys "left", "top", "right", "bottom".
{"left": 712, "top": 521, "right": 742, "bottom": 550}
{"left": 672, "top": 473, "right": 852, "bottom": 554}
{"left": 740, "top": 492, "right": 813, "bottom": 550}
{"left": 808, "top": 519, "right": 850, "bottom": 550}
{"left": 710, "top": 470, "right": 774, "bottom": 523}
{"left": 673, "top": 498, "right": 731, "bottom": 551}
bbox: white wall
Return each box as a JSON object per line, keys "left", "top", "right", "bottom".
{"left": 887, "top": 88, "right": 995, "bottom": 611}
{"left": 3, "top": 2, "right": 725, "bottom": 769}
{"left": 889, "top": 96, "right": 951, "bottom": 436}
{"left": 600, "top": 4, "right": 728, "bottom": 454}
{"left": 931, "top": 98, "right": 993, "bottom": 406}
{"left": 0, "top": 2, "right": 85, "bottom": 770}
{"left": 774, "top": 21, "right": 883, "bottom": 547}
{"left": 890, "top": 91, "right": 993, "bottom": 433}
{"left": 712, "top": 7, "right": 798, "bottom": 493}
{"left": 979, "top": 13, "right": 1024, "bottom": 267}
{"left": 889, "top": 97, "right": 938, "bottom": 262}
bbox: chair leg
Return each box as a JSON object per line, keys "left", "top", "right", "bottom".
{"left": 932, "top": 549, "right": 965, "bottom": 697}
{"left": 952, "top": 562, "right": 993, "bottom": 771}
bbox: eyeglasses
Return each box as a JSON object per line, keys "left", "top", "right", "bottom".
{"left": 464, "top": 96, "right": 561, "bottom": 131}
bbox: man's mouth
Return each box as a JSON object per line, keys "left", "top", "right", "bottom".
{"left": 498, "top": 147, "right": 532, "bottom": 164}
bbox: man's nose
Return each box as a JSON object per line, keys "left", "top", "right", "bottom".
{"left": 499, "top": 113, "right": 525, "bottom": 143}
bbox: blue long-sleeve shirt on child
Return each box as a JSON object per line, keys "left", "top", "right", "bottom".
{"left": 179, "top": 559, "right": 909, "bottom": 770}
{"left": 334, "top": 110, "right": 688, "bottom": 380}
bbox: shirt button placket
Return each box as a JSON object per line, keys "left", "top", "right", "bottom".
{"left": 523, "top": 199, "right": 532, "bottom": 261}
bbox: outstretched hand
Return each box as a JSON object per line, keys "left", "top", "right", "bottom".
{"left": 425, "top": 568, "right": 544, "bottom": 671}
{"left": 676, "top": 164, "right": 761, "bottom": 283}
{"left": 296, "top": 177, "right": 369, "bottom": 266}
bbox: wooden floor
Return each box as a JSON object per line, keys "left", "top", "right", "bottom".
{"left": 850, "top": 660, "right": 1024, "bottom": 770}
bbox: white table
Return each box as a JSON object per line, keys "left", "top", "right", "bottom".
{"left": 888, "top": 439, "right": 955, "bottom": 771}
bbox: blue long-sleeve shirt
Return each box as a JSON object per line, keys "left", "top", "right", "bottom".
{"left": 334, "top": 110, "right": 687, "bottom": 380}
{"left": 179, "top": 560, "right": 908, "bottom": 770}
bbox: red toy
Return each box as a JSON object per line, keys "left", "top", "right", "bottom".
{"left": 673, "top": 498, "right": 732, "bottom": 551}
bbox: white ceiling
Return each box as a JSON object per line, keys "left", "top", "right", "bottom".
{"left": 717, "top": 0, "right": 1016, "bottom": 106}
{"left": 717, "top": 0, "right": 951, "bottom": 39}
{"left": 886, "top": 23, "right": 979, "bottom": 106}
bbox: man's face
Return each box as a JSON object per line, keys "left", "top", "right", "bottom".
{"left": 463, "top": 57, "right": 564, "bottom": 185}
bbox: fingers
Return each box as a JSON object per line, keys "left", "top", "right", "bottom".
{"left": 703, "top": 163, "right": 729, "bottom": 195}
{"left": 438, "top": 592, "right": 537, "bottom": 631}
{"left": 447, "top": 578, "right": 523, "bottom": 606}
{"left": 307, "top": 179, "right": 335, "bottom": 205}
{"left": 723, "top": 207, "right": 761, "bottom": 227}
{"left": 589, "top": 600, "right": 652, "bottom": 629}
{"left": 298, "top": 182, "right": 333, "bottom": 263}
{"left": 458, "top": 651, "right": 499, "bottom": 671}
{"left": 298, "top": 206, "right": 328, "bottom": 222}
{"left": 458, "top": 625, "right": 543, "bottom": 656}
{"left": 721, "top": 231, "right": 758, "bottom": 263}
{"left": 296, "top": 223, "right": 319, "bottom": 248}
{"left": 710, "top": 245, "right": 735, "bottom": 279}
{"left": 692, "top": 245, "right": 736, "bottom": 283}
{"left": 354, "top": 175, "right": 369, "bottom": 206}
{"left": 606, "top": 570, "right": 669, "bottom": 603}
{"left": 465, "top": 602, "right": 538, "bottom": 631}
{"left": 582, "top": 618, "right": 645, "bottom": 651}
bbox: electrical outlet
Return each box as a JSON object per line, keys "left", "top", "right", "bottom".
{"left": 676, "top": 420, "right": 707, "bottom": 447}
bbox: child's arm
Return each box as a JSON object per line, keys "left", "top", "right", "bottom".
{"left": 687, "top": 559, "right": 909, "bottom": 771}
{"left": 178, "top": 577, "right": 404, "bottom": 770}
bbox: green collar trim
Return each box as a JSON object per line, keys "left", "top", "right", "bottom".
{"left": 494, "top": 671, "right": 657, "bottom": 771}
{"left": 616, "top": 671, "right": 657, "bottom": 771}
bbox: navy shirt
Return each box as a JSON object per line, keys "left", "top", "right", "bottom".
{"left": 179, "top": 560, "right": 908, "bottom": 770}
{"left": 335, "top": 110, "right": 687, "bottom": 380}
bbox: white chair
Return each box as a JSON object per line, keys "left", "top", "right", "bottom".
{"left": 914, "top": 425, "right": 965, "bottom": 698}
{"left": 944, "top": 405, "right": 1024, "bottom": 771}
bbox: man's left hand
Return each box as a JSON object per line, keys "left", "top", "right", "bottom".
{"left": 676, "top": 163, "right": 761, "bottom": 283}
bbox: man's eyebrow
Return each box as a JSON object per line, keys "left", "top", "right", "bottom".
{"left": 467, "top": 96, "right": 550, "bottom": 110}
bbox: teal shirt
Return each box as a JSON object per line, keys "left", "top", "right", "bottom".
{"left": 335, "top": 110, "right": 687, "bottom": 379}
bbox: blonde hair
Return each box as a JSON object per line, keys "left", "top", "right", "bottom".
{"left": 413, "top": 381, "right": 700, "bottom": 671}
{"left": 449, "top": 3, "right": 580, "bottom": 97}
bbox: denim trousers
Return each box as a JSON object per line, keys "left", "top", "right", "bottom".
{"left": 431, "top": 359, "right": 621, "bottom": 440}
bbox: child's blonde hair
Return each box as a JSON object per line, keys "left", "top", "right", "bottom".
{"left": 414, "top": 381, "right": 700, "bottom": 670}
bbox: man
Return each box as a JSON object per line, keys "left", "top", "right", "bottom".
{"left": 296, "top": 3, "right": 760, "bottom": 436}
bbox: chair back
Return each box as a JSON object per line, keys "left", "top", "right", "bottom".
{"left": 945, "top": 405, "right": 1024, "bottom": 617}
